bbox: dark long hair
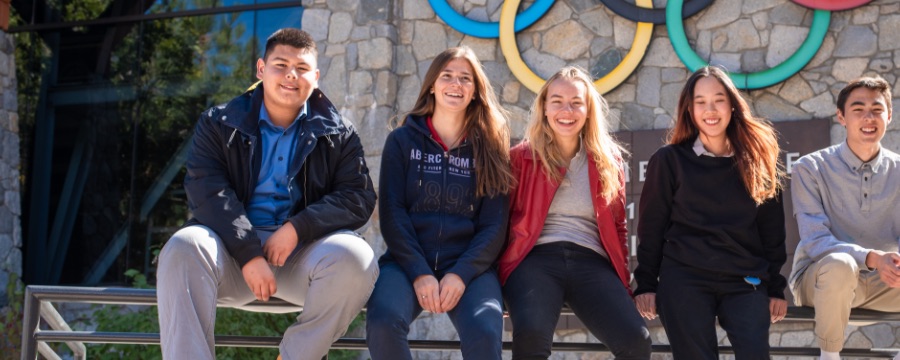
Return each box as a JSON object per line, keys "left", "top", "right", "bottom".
{"left": 670, "top": 66, "right": 783, "bottom": 204}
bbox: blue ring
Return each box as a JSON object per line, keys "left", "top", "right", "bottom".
{"left": 429, "top": 0, "right": 556, "bottom": 38}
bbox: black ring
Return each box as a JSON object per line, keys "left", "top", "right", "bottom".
{"left": 599, "top": 0, "right": 714, "bottom": 24}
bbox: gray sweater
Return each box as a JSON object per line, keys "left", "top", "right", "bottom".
{"left": 789, "top": 142, "right": 900, "bottom": 303}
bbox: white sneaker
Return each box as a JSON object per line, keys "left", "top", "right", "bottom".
{"left": 820, "top": 350, "right": 840, "bottom": 360}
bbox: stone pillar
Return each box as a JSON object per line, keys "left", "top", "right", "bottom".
{"left": 0, "top": 30, "right": 21, "bottom": 306}
{"left": 302, "top": 0, "right": 398, "bottom": 256}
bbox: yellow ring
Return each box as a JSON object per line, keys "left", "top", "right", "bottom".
{"left": 499, "top": 0, "right": 654, "bottom": 94}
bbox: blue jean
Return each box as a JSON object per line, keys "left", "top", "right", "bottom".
{"left": 503, "top": 242, "right": 651, "bottom": 360}
{"left": 656, "top": 259, "right": 771, "bottom": 360}
{"left": 366, "top": 261, "right": 504, "bottom": 360}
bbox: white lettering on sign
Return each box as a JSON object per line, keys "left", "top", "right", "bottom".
{"left": 786, "top": 152, "right": 800, "bottom": 174}
{"left": 624, "top": 161, "right": 631, "bottom": 183}
{"left": 631, "top": 235, "right": 637, "bottom": 257}
{"left": 639, "top": 161, "right": 649, "bottom": 182}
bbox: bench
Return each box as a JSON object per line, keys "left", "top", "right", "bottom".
{"left": 20, "top": 285, "right": 900, "bottom": 359}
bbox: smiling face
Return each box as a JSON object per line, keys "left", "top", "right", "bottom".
{"left": 256, "top": 44, "right": 319, "bottom": 118}
{"left": 431, "top": 58, "right": 476, "bottom": 115}
{"left": 838, "top": 87, "right": 893, "bottom": 160}
{"left": 691, "top": 76, "right": 732, "bottom": 145}
{"left": 544, "top": 77, "right": 589, "bottom": 147}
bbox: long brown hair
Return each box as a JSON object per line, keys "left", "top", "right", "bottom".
{"left": 670, "top": 66, "right": 783, "bottom": 204}
{"left": 524, "top": 66, "right": 626, "bottom": 201}
{"left": 400, "top": 46, "right": 514, "bottom": 197}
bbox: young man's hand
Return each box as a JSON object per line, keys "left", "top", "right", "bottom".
{"left": 867, "top": 250, "right": 900, "bottom": 287}
{"left": 242, "top": 256, "right": 277, "bottom": 301}
{"left": 264, "top": 222, "right": 299, "bottom": 267}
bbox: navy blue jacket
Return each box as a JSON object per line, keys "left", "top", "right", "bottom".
{"left": 183, "top": 85, "right": 376, "bottom": 267}
{"left": 378, "top": 115, "right": 509, "bottom": 286}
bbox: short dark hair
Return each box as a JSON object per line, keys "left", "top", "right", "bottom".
{"left": 263, "top": 28, "right": 317, "bottom": 60}
{"left": 836, "top": 76, "right": 892, "bottom": 114}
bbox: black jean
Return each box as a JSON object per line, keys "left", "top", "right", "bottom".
{"left": 656, "top": 259, "right": 771, "bottom": 360}
{"left": 503, "top": 242, "right": 652, "bottom": 360}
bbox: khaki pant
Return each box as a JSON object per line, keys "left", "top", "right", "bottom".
{"left": 797, "top": 252, "right": 900, "bottom": 352}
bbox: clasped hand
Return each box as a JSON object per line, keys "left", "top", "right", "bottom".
{"left": 241, "top": 223, "right": 299, "bottom": 301}
{"left": 414, "top": 274, "right": 465, "bottom": 313}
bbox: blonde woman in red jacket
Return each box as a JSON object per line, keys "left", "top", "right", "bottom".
{"left": 497, "top": 66, "right": 651, "bottom": 359}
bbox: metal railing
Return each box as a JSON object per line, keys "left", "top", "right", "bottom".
{"left": 21, "top": 285, "right": 900, "bottom": 359}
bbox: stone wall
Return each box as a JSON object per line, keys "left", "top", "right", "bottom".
{"left": 302, "top": 0, "right": 900, "bottom": 358}
{"left": 0, "top": 30, "right": 21, "bottom": 307}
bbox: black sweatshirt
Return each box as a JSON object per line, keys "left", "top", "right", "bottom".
{"left": 634, "top": 140, "right": 787, "bottom": 298}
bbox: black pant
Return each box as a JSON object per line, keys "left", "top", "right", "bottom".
{"left": 657, "top": 260, "right": 771, "bottom": 360}
{"left": 503, "top": 242, "right": 652, "bottom": 360}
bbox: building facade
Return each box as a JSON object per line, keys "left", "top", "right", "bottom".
{"left": 4, "top": 0, "right": 900, "bottom": 358}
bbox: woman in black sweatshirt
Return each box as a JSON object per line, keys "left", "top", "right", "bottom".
{"left": 633, "top": 66, "right": 787, "bottom": 360}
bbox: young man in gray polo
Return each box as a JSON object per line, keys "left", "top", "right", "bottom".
{"left": 790, "top": 76, "right": 900, "bottom": 360}
{"left": 156, "top": 28, "right": 378, "bottom": 360}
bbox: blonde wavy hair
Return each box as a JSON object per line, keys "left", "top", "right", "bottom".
{"left": 524, "top": 66, "right": 626, "bottom": 201}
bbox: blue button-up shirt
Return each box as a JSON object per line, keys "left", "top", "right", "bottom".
{"left": 246, "top": 102, "right": 306, "bottom": 228}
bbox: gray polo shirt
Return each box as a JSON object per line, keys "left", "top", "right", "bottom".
{"left": 788, "top": 141, "right": 900, "bottom": 297}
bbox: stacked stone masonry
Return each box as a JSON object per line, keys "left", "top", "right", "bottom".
{"left": 300, "top": 0, "right": 899, "bottom": 358}
{"left": 0, "top": 30, "right": 21, "bottom": 309}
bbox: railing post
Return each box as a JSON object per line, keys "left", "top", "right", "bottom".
{"left": 20, "top": 286, "right": 41, "bottom": 360}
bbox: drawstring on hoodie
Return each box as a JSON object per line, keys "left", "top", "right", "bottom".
{"left": 226, "top": 128, "right": 238, "bottom": 148}
{"left": 418, "top": 133, "right": 426, "bottom": 187}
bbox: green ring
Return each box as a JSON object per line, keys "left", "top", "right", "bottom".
{"left": 666, "top": 0, "right": 831, "bottom": 90}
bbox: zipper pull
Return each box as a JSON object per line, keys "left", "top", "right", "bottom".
{"left": 434, "top": 252, "right": 439, "bottom": 271}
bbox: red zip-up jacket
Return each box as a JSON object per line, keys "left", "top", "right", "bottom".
{"left": 497, "top": 142, "right": 631, "bottom": 293}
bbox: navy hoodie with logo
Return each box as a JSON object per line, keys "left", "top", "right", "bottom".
{"left": 378, "top": 115, "right": 510, "bottom": 286}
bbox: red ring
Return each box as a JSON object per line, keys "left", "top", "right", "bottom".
{"left": 790, "top": 0, "right": 871, "bottom": 11}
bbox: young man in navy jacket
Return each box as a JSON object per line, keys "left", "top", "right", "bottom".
{"left": 156, "top": 28, "right": 378, "bottom": 360}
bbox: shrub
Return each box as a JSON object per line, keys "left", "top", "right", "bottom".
{"left": 0, "top": 273, "right": 24, "bottom": 360}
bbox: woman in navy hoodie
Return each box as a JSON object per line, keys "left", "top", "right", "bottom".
{"left": 366, "top": 46, "right": 513, "bottom": 359}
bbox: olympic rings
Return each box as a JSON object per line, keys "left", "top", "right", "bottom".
{"left": 428, "top": 0, "right": 555, "bottom": 38}
{"left": 666, "top": 0, "right": 830, "bottom": 90}
{"left": 499, "top": 0, "right": 653, "bottom": 94}
{"left": 599, "top": 0, "right": 712, "bottom": 25}
{"left": 790, "top": 0, "right": 872, "bottom": 11}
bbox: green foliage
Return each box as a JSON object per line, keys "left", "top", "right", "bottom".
{"left": 0, "top": 273, "right": 24, "bottom": 360}
{"left": 86, "top": 270, "right": 363, "bottom": 359}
